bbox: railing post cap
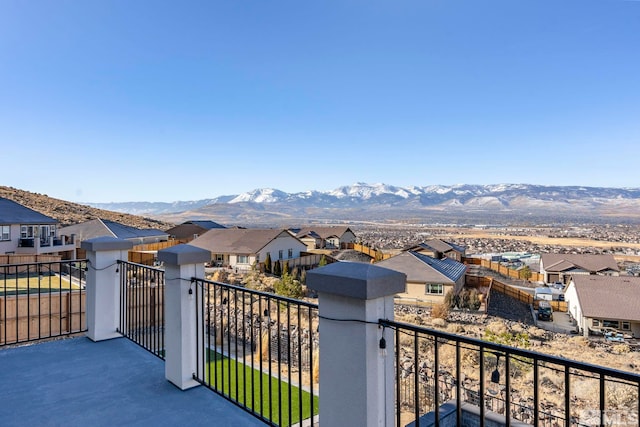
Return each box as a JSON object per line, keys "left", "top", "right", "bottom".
{"left": 80, "top": 236, "right": 134, "bottom": 252}
{"left": 157, "top": 244, "right": 211, "bottom": 266}
{"left": 307, "top": 261, "right": 405, "bottom": 300}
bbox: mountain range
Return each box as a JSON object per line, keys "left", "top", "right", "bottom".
{"left": 88, "top": 183, "right": 640, "bottom": 227}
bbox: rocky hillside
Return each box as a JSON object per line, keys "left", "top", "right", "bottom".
{"left": 0, "top": 186, "right": 175, "bottom": 229}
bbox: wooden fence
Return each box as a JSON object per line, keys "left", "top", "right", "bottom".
{"left": 0, "top": 254, "right": 62, "bottom": 265}
{"left": 351, "top": 243, "right": 392, "bottom": 261}
{"left": 129, "top": 252, "right": 156, "bottom": 266}
{"left": 131, "top": 240, "right": 183, "bottom": 252}
{"left": 464, "top": 257, "right": 544, "bottom": 283}
{"left": 0, "top": 291, "right": 86, "bottom": 345}
{"left": 466, "top": 274, "right": 568, "bottom": 312}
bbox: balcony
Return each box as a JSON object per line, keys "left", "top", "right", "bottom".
{"left": 2, "top": 238, "right": 639, "bottom": 427}
{"left": 0, "top": 337, "right": 265, "bottom": 426}
{"left": 15, "top": 234, "right": 76, "bottom": 255}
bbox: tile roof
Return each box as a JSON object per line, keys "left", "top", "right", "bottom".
{"left": 571, "top": 275, "right": 640, "bottom": 322}
{"left": 190, "top": 228, "right": 300, "bottom": 254}
{"left": 376, "top": 251, "right": 467, "bottom": 284}
{"left": 541, "top": 254, "right": 619, "bottom": 273}
{"left": 0, "top": 197, "right": 57, "bottom": 225}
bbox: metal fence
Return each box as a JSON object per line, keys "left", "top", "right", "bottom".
{"left": 117, "top": 260, "right": 165, "bottom": 359}
{"left": 0, "top": 260, "right": 87, "bottom": 346}
{"left": 192, "top": 278, "right": 319, "bottom": 427}
{"left": 379, "top": 318, "right": 640, "bottom": 427}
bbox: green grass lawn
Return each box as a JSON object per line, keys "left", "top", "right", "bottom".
{"left": 207, "top": 350, "right": 319, "bottom": 426}
{"left": 0, "top": 275, "right": 79, "bottom": 294}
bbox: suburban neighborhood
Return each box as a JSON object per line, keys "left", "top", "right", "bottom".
{"left": 2, "top": 192, "right": 640, "bottom": 427}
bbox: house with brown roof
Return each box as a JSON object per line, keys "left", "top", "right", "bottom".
{"left": 190, "top": 228, "right": 307, "bottom": 271}
{"left": 539, "top": 254, "right": 620, "bottom": 284}
{"left": 565, "top": 275, "right": 640, "bottom": 338}
{"left": 294, "top": 226, "right": 357, "bottom": 250}
{"left": 165, "top": 220, "right": 226, "bottom": 242}
{"left": 405, "top": 239, "right": 466, "bottom": 262}
{"left": 376, "top": 251, "right": 467, "bottom": 305}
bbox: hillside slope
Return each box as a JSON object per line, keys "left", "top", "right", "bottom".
{"left": 0, "top": 186, "right": 174, "bottom": 229}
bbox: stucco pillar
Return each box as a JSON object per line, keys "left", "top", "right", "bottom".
{"left": 307, "top": 262, "right": 406, "bottom": 427}
{"left": 81, "top": 236, "right": 133, "bottom": 342}
{"left": 158, "top": 244, "right": 211, "bottom": 390}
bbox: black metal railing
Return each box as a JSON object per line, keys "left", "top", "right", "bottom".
{"left": 118, "top": 260, "right": 165, "bottom": 359}
{"left": 192, "top": 278, "right": 319, "bottom": 427}
{"left": 0, "top": 260, "right": 87, "bottom": 347}
{"left": 380, "top": 318, "right": 640, "bottom": 427}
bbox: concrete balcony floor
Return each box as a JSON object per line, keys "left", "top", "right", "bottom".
{"left": 0, "top": 336, "right": 265, "bottom": 427}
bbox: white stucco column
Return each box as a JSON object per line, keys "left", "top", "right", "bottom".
{"left": 158, "top": 244, "right": 211, "bottom": 391}
{"left": 81, "top": 236, "right": 133, "bottom": 342}
{"left": 307, "top": 262, "right": 406, "bottom": 427}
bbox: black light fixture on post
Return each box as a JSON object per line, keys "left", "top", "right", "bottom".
{"left": 491, "top": 353, "right": 502, "bottom": 384}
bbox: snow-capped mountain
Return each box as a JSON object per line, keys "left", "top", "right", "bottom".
{"left": 88, "top": 183, "right": 640, "bottom": 226}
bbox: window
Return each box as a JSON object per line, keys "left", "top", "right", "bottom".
{"left": 602, "top": 320, "right": 620, "bottom": 329}
{"left": 621, "top": 321, "right": 631, "bottom": 331}
{"left": 21, "top": 225, "right": 35, "bottom": 238}
{"left": 288, "top": 248, "right": 293, "bottom": 259}
{"left": 0, "top": 225, "right": 9, "bottom": 241}
{"left": 426, "top": 284, "right": 444, "bottom": 295}
{"left": 279, "top": 250, "right": 283, "bottom": 260}
{"left": 238, "top": 255, "right": 249, "bottom": 264}
{"left": 592, "top": 319, "right": 600, "bottom": 327}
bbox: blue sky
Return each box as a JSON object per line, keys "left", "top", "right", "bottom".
{"left": 1, "top": 0, "right": 639, "bottom": 203}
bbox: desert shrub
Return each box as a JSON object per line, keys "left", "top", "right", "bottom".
{"left": 447, "top": 323, "right": 465, "bottom": 334}
{"left": 431, "top": 303, "right": 449, "bottom": 320}
{"left": 469, "top": 289, "right": 481, "bottom": 310}
{"left": 432, "top": 318, "right": 447, "bottom": 328}
{"left": 612, "top": 344, "right": 631, "bottom": 354}
{"left": 486, "top": 320, "right": 509, "bottom": 336}
{"left": 444, "top": 290, "right": 459, "bottom": 309}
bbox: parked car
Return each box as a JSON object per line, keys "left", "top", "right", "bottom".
{"left": 605, "top": 331, "right": 625, "bottom": 343}
{"left": 537, "top": 301, "right": 554, "bottom": 321}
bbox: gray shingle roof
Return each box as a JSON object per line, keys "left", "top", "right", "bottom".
{"left": 184, "top": 220, "right": 226, "bottom": 230}
{"left": 101, "top": 220, "right": 167, "bottom": 240}
{"left": 295, "top": 226, "right": 353, "bottom": 240}
{"left": 190, "top": 228, "right": 300, "bottom": 254}
{"left": 571, "top": 275, "right": 640, "bottom": 322}
{"left": 59, "top": 219, "right": 168, "bottom": 241}
{"left": 410, "top": 239, "right": 465, "bottom": 255}
{"left": 0, "top": 198, "right": 57, "bottom": 225}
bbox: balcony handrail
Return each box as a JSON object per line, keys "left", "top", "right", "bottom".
{"left": 117, "top": 260, "right": 165, "bottom": 359}
{"left": 380, "top": 317, "right": 640, "bottom": 427}
{"left": 192, "top": 277, "right": 319, "bottom": 427}
{"left": 1, "top": 259, "right": 88, "bottom": 347}
{"left": 379, "top": 318, "right": 640, "bottom": 384}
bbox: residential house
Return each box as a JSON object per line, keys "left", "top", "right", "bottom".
{"left": 0, "top": 197, "right": 76, "bottom": 257}
{"left": 376, "top": 251, "right": 467, "bottom": 304}
{"left": 539, "top": 253, "right": 619, "bottom": 284}
{"left": 294, "top": 226, "right": 357, "bottom": 250}
{"left": 165, "top": 220, "right": 226, "bottom": 242}
{"left": 565, "top": 275, "right": 640, "bottom": 338}
{"left": 190, "top": 228, "right": 307, "bottom": 271}
{"left": 58, "top": 219, "right": 169, "bottom": 246}
{"left": 405, "top": 238, "right": 466, "bottom": 262}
